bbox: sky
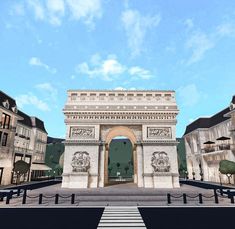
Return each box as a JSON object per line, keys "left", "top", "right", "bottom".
{"left": 0, "top": 0, "right": 235, "bottom": 138}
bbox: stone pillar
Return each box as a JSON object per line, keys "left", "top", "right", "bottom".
{"left": 98, "top": 143, "right": 105, "bottom": 187}
{"left": 104, "top": 143, "right": 109, "bottom": 186}
{"left": 136, "top": 144, "right": 143, "bottom": 187}
{"left": 133, "top": 144, "right": 137, "bottom": 184}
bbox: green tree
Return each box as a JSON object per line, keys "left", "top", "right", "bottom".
{"left": 124, "top": 165, "right": 129, "bottom": 174}
{"left": 219, "top": 160, "right": 235, "bottom": 184}
{"left": 116, "top": 162, "right": 120, "bottom": 170}
{"left": 13, "top": 160, "right": 30, "bottom": 184}
{"left": 108, "top": 166, "right": 113, "bottom": 175}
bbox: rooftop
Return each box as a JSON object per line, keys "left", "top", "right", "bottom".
{"left": 0, "top": 90, "right": 17, "bottom": 112}
{"left": 184, "top": 107, "right": 230, "bottom": 135}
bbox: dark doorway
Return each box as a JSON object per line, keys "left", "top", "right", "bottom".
{"left": 108, "top": 137, "right": 134, "bottom": 184}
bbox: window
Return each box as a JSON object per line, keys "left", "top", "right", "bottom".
{"left": 2, "top": 133, "right": 8, "bottom": 146}
{"left": 71, "top": 93, "right": 77, "bottom": 101}
{"left": 1, "top": 113, "right": 11, "bottom": 129}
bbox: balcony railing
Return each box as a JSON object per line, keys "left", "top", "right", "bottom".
{"left": 229, "top": 125, "right": 235, "bottom": 131}
{"left": 36, "top": 139, "right": 47, "bottom": 144}
{"left": 0, "top": 124, "right": 16, "bottom": 132}
{"left": 14, "top": 146, "right": 34, "bottom": 154}
{"left": 201, "top": 144, "right": 233, "bottom": 154}
{"left": 15, "top": 134, "right": 30, "bottom": 140}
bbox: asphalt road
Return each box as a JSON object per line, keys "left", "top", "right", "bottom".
{"left": 1, "top": 207, "right": 235, "bottom": 229}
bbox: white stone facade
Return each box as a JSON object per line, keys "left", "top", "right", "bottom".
{"left": 184, "top": 95, "right": 235, "bottom": 184}
{"left": 62, "top": 90, "right": 180, "bottom": 188}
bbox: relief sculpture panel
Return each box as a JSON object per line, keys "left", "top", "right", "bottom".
{"left": 70, "top": 126, "right": 95, "bottom": 139}
{"left": 147, "top": 127, "right": 171, "bottom": 139}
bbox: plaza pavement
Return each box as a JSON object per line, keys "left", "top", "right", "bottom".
{"left": 0, "top": 182, "right": 233, "bottom": 207}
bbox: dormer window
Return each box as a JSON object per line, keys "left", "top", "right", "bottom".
{"left": 230, "top": 102, "right": 235, "bottom": 111}
{"left": 12, "top": 105, "right": 18, "bottom": 113}
{"left": 3, "top": 100, "right": 9, "bottom": 109}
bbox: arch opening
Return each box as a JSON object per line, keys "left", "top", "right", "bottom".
{"left": 108, "top": 136, "right": 134, "bottom": 185}
{"left": 104, "top": 126, "right": 137, "bottom": 186}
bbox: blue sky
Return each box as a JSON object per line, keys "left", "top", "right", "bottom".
{"left": 0, "top": 0, "right": 235, "bottom": 138}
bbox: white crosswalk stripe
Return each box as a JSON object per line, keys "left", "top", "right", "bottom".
{"left": 97, "top": 206, "right": 146, "bottom": 228}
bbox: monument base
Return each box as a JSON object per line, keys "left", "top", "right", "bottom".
{"left": 153, "top": 172, "right": 173, "bottom": 188}
{"left": 62, "top": 172, "right": 89, "bottom": 188}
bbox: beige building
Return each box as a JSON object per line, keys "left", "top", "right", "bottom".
{"left": 184, "top": 95, "right": 235, "bottom": 184}
{"left": 13, "top": 111, "right": 50, "bottom": 184}
{"left": 0, "top": 90, "right": 50, "bottom": 185}
{"left": 0, "top": 91, "right": 22, "bottom": 185}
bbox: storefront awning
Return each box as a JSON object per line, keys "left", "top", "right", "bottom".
{"left": 31, "top": 163, "right": 52, "bottom": 171}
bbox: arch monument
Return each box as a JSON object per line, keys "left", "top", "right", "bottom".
{"left": 62, "top": 90, "right": 180, "bottom": 188}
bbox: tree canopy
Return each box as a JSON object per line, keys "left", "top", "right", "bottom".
{"left": 219, "top": 160, "right": 235, "bottom": 175}
{"left": 13, "top": 160, "right": 30, "bottom": 175}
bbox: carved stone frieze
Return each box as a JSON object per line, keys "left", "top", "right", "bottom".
{"left": 71, "top": 151, "right": 90, "bottom": 172}
{"left": 70, "top": 126, "right": 95, "bottom": 138}
{"left": 151, "top": 151, "right": 170, "bottom": 172}
{"left": 147, "top": 127, "right": 172, "bottom": 139}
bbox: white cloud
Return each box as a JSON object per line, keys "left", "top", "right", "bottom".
{"left": 16, "top": 0, "right": 102, "bottom": 27}
{"left": 76, "top": 54, "right": 153, "bottom": 81}
{"left": 177, "top": 84, "right": 201, "bottom": 107}
{"left": 66, "top": 0, "right": 102, "bottom": 28}
{"left": 216, "top": 23, "right": 235, "bottom": 37}
{"left": 128, "top": 66, "right": 152, "bottom": 79}
{"left": 185, "top": 31, "right": 214, "bottom": 65}
{"left": 35, "top": 83, "right": 58, "bottom": 101}
{"left": 46, "top": 0, "right": 65, "bottom": 26}
{"left": 29, "top": 57, "right": 57, "bottom": 74}
{"left": 184, "top": 20, "right": 235, "bottom": 65}
{"left": 27, "top": 0, "right": 45, "bottom": 20}
{"left": 15, "top": 93, "right": 50, "bottom": 111}
{"left": 121, "top": 9, "right": 161, "bottom": 57}
{"left": 184, "top": 18, "right": 194, "bottom": 29}
{"left": 76, "top": 56, "right": 126, "bottom": 81}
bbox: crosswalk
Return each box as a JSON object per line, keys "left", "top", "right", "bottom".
{"left": 97, "top": 206, "right": 146, "bottom": 228}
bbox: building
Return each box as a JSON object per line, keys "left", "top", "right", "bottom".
{"left": 62, "top": 90, "right": 180, "bottom": 189}
{"left": 0, "top": 91, "right": 22, "bottom": 185}
{"left": 0, "top": 90, "right": 50, "bottom": 185}
{"left": 13, "top": 111, "right": 50, "bottom": 183}
{"left": 184, "top": 95, "right": 235, "bottom": 184}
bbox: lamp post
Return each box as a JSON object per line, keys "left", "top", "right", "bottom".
{"left": 192, "top": 171, "right": 195, "bottom": 180}
{"left": 200, "top": 172, "right": 204, "bottom": 181}
{"left": 219, "top": 172, "right": 222, "bottom": 186}
{"left": 185, "top": 171, "right": 188, "bottom": 180}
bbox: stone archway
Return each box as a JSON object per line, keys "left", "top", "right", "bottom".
{"left": 104, "top": 126, "right": 137, "bottom": 186}
{"left": 62, "top": 90, "right": 180, "bottom": 189}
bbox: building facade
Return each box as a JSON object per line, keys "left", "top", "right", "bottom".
{"left": 0, "top": 90, "right": 50, "bottom": 185}
{"left": 0, "top": 91, "right": 22, "bottom": 185}
{"left": 62, "top": 90, "right": 180, "bottom": 189}
{"left": 184, "top": 95, "right": 235, "bottom": 184}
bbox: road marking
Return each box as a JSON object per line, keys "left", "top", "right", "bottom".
{"left": 98, "top": 206, "right": 146, "bottom": 228}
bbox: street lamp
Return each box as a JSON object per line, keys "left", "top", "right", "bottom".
{"left": 192, "top": 171, "right": 195, "bottom": 180}
{"left": 200, "top": 172, "right": 204, "bottom": 181}
{"left": 185, "top": 171, "right": 189, "bottom": 180}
